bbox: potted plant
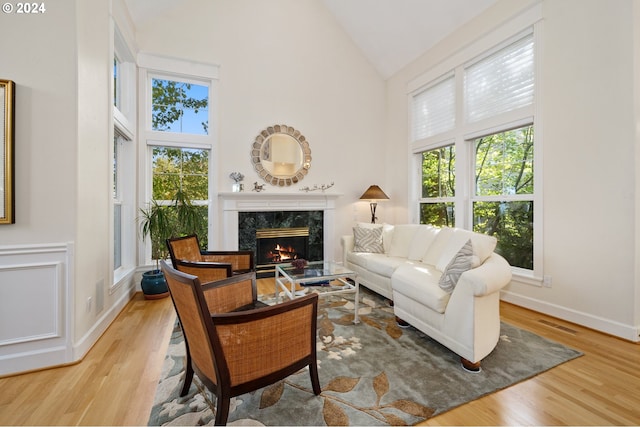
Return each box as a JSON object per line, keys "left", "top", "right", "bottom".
{"left": 138, "top": 188, "right": 205, "bottom": 299}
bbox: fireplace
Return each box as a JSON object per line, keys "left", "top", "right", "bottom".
{"left": 256, "top": 227, "right": 309, "bottom": 265}
{"left": 219, "top": 192, "right": 340, "bottom": 270}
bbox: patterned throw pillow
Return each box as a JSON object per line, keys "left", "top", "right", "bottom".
{"left": 353, "top": 226, "right": 384, "bottom": 253}
{"left": 438, "top": 239, "right": 473, "bottom": 292}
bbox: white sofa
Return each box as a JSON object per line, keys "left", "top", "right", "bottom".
{"left": 341, "top": 223, "right": 512, "bottom": 371}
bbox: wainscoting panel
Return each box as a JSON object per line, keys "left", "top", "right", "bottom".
{"left": 0, "top": 243, "right": 73, "bottom": 376}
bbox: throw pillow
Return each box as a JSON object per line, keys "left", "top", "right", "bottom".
{"left": 438, "top": 239, "right": 473, "bottom": 293}
{"left": 353, "top": 226, "right": 384, "bottom": 253}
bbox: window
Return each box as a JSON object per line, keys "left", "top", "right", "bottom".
{"left": 410, "top": 26, "right": 540, "bottom": 278}
{"left": 113, "top": 56, "right": 120, "bottom": 109}
{"left": 138, "top": 55, "right": 219, "bottom": 264}
{"left": 419, "top": 145, "right": 456, "bottom": 227}
{"left": 150, "top": 146, "right": 209, "bottom": 251}
{"left": 151, "top": 78, "right": 209, "bottom": 135}
{"left": 112, "top": 23, "right": 136, "bottom": 287}
{"left": 473, "top": 125, "right": 534, "bottom": 269}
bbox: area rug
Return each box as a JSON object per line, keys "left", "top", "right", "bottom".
{"left": 148, "top": 289, "right": 582, "bottom": 426}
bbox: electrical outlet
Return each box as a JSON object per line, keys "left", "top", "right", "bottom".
{"left": 86, "top": 297, "right": 92, "bottom": 313}
{"left": 543, "top": 275, "right": 552, "bottom": 288}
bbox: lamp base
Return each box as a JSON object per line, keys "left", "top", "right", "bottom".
{"left": 370, "top": 202, "right": 378, "bottom": 224}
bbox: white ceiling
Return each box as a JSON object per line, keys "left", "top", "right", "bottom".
{"left": 124, "top": 0, "right": 497, "bottom": 79}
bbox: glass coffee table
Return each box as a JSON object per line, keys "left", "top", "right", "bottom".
{"left": 275, "top": 260, "right": 360, "bottom": 324}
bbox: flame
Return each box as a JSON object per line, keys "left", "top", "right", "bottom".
{"left": 267, "top": 243, "right": 299, "bottom": 262}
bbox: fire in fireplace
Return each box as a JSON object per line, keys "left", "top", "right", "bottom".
{"left": 256, "top": 227, "right": 310, "bottom": 266}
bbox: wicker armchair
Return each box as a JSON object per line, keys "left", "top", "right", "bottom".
{"left": 160, "top": 260, "right": 321, "bottom": 425}
{"left": 166, "top": 234, "right": 254, "bottom": 274}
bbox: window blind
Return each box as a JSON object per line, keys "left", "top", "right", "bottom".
{"left": 464, "top": 33, "right": 534, "bottom": 124}
{"left": 411, "top": 74, "right": 455, "bottom": 141}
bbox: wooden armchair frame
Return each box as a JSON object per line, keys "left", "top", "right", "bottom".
{"left": 160, "top": 260, "right": 321, "bottom": 425}
{"left": 166, "top": 234, "right": 254, "bottom": 274}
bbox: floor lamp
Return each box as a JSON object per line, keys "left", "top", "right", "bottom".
{"left": 359, "top": 185, "right": 389, "bottom": 224}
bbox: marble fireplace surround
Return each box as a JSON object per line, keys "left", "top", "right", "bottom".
{"left": 218, "top": 192, "right": 341, "bottom": 262}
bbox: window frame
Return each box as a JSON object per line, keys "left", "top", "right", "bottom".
{"left": 138, "top": 54, "right": 219, "bottom": 266}
{"left": 408, "top": 10, "right": 543, "bottom": 285}
{"left": 111, "top": 21, "right": 137, "bottom": 290}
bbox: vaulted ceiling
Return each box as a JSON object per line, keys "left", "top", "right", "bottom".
{"left": 124, "top": 0, "right": 497, "bottom": 79}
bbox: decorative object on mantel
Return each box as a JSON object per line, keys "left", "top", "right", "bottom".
{"left": 252, "top": 182, "right": 266, "bottom": 192}
{"left": 251, "top": 124, "right": 312, "bottom": 187}
{"left": 359, "top": 185, "right": 390, "bottom": 224}
{"left": 229, "top": 172, "right": 245, "bottom": 192}
{"left": 300, "top": 182, "right": 334, "bottom": 192}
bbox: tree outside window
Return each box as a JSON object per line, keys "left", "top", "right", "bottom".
{"left": 151, "top": 146, "right": 209, "bottom": 249}
{"left": 420, "top": 145, "right": 455, "bottom": 227}
{"left": 152, "top": 78, "right": 209, "bottom": 135}
{"left": 473, "top": 125, "right": 534, "bottom": 269}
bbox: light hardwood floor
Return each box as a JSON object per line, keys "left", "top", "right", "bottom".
{"left": 1, "top": 278, "right": 639, "bottom": 426}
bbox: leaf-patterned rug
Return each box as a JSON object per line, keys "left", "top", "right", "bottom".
{"left": 148, "top": 288, "right": 582, "bottom": 426}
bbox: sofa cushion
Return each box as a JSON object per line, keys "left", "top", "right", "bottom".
{"left": 388, "top": 224, "right": 421, "bottom": 258}
{"left": 422, "top": 226, "right": 453, "bottom": 266}
{"left": 366, "top": 256, "right": 407, "bottom": 278}
{"left": 439, "top": 239, "right": 473, "bottom": 292}
{"left": 353, "top": 226, "right": 384, "bottom": 253}
{"left": 391, "top": 263, "right": 451, "bottom": 313}
{"left": 435, "top": 228, "right": 497, "bottom": 272}
{"left": 408, "top": 225, "right": 439, "bottom": 261}
{"left": 356, "top": 222, "right": 394, "bottom": 253}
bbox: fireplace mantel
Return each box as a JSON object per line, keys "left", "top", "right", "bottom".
{"left": 217, "top": 192, "right": 342, "bottom": 261}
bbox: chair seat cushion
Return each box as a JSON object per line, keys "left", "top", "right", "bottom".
{"left": 391, "top": 263, "right": 451, "bottom": 313}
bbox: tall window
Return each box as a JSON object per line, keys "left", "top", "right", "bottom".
{"left": 411, "top": 27, "right": 539, "bottom": 277}
{"left": 138, "top": 55, "right": 218, "bottom": 263}
{"left": 473, "top": 125, "right": 534, "bottom": 269}
{"left": 112, "top": 24, "right": 136, "bottom": 287}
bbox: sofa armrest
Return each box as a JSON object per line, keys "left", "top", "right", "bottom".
{"left": 457, "top": 253, "right": 512, "bottom": 297}
{"left": 341, "top": 235, "right": 354, "bottom": 252}
{"left": 340, "top": 235, "right": 354, "bottom": 266}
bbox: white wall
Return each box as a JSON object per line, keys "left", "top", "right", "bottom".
{"left": 386, "top": 0, "right": 639, "bottom": 341}
{"left": 134, "top": 0, "right": 388, "bottom": 257}
{"left": 0, "top": 0, "right": 137, "bottom": 375}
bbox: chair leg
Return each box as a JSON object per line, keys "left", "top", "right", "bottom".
{"left": 214, "top": 395, "right": 230, "bottom": 426}
{"left": 309, "top": 361, "right": 321, "bottom": 395}
{"left": 180, "top": 351, "right": 194, "bottom": 396}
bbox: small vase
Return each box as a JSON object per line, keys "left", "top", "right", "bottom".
{"left": 232, "top": 183, "right": 244, "bottom": 192}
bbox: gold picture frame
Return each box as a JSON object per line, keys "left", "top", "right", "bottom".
{"left": 0, "top": 79, "right": 15, "bottom": 224}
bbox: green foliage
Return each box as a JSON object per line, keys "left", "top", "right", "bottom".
{"left": 152, "top": 147, "right": 209, "bottom": 200}
{"left": 139, "top": 188, "right": 208, "bottom": 269}
{"left": 475, "top": 126, "right": 533, "bottom": 196}
{"left": 419, "top": 202, "right": 454, "bottom": 227}
{"left": 420, "top": 125, "right": 535, "bottom": 269}
{"left": 473, "top": 201, "right": 533, "bottom": 269}
{"left": 421, "top": 146, "right": 455, "bottom": 198}
{"left": 152, "top": 79, "right": 208, "bottom": 133}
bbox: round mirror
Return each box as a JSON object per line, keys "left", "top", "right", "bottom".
{"left": 251, "top": 125, "right": 311, "bottom": 186}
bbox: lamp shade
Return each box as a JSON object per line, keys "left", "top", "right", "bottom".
{"left": 359, "top": 185, "right": 389, "bottom": 201}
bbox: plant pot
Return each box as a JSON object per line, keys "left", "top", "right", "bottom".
{"left": 141, "top": 269, "right": 169, "bottom": 300}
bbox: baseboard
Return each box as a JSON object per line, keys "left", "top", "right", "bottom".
{"left": 500, "top": 290, "right": 640, "bottom": 342}
{"left": 73, "top": 282, "right": 137, "bottom": 361}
